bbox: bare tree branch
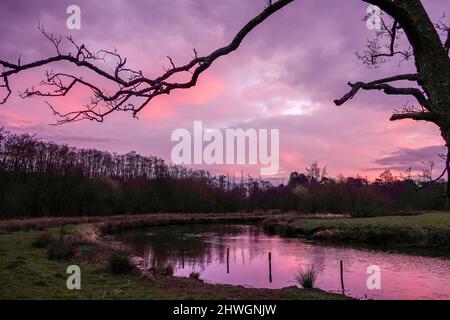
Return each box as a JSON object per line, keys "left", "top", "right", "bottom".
{"left": 389, "top": 111, "right": 436, "bottom": 122}
{"left": 362, "top": 0, "right": 405, "bottom": 20}
{"left": 416, "top": 156, "right": 449, "bottom": 191}
{"left": 435, "top": 13, "right": 450, "bottom": 54}
{"left": 333, "top": 73, "right": 430, "bottom": 109}
{"left": 357, "top": 11, "right": 412, "bottom": 67}
{"left": 0, "top": 0, "right": 294, "bottom": 124}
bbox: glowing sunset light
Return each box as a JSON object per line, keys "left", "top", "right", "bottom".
{"left": 0, "top": 0, "right": 447, "bottom": 180}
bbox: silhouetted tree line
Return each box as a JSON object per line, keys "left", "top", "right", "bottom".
{"left": 0, "top": 128, "right": 446, "bottom": 218}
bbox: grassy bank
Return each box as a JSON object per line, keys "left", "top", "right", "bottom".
{"left": 0, "top": 212, "right": 277, "bottom": 234}
{"left": 263, "top": 212, "right": 450, "bottom": 249}
{"left": 0, "top": 227, "right": 347, "bottom": 300}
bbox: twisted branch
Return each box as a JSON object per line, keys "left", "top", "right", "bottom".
{"left": 0, "top": 0, "right": 294, "bottom": 124}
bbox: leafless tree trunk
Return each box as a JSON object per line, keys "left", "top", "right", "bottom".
{"left": 335, "top": 0, "right": 450, "bottom": 203}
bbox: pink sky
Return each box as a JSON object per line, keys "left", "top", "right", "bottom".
{"left": 0, "top": 0, "right": 448, "bottom": 182}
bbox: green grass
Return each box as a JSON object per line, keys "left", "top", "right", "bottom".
{"left": 295, "top": 212, "right": 450, "bottom": 231}
{"left": 264, "top": 212, "right": 450, "bottom": 249}
{"left": 0, "top": 228, "right": 346, "bottom": 300}
{"left": 0, "top": 229, "right": 168, "bottom": 299}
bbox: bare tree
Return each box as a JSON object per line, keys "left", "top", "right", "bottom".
{"left": 333, "top": 0, "right": 450, "bottom": 200}
{"left": 0, "top": 0, "right": 449, "bottom": 193}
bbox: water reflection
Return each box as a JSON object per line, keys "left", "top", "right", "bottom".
{"left": 117, "top": 224, "right": 450, "bottom": 300}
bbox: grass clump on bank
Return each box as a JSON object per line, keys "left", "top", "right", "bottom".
{"left": 32, "top": 231, "right": 53, "bottom": 248}
{"left": 149, "top": 263, "right": 174, "bottom": 276}
{"left": 32, "top": 227, "right": 76, "bottom": 261}
{"left": 107, "top": 253, "right": 134, "bottom": 275}
{"left": 47, "top": 239, "right": 75, "bottom": 261}
{"left": 295, "top": 265, "right": 318, "bottom": 289}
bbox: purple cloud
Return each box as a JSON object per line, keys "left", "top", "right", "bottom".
{"left": 0, "top": 0, "right": 448, "bottom": 180}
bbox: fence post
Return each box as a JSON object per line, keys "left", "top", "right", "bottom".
{"left": 227, "top": 248, "right": 230, "bottom": 274}
{"left": 340, "top": 260, "right": 345, "bottom": 293}
{"left": 268, "top": 252, "right": 272, "bottom": 283}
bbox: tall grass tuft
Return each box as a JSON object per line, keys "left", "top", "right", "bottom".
{"left": 47, "top": 240, "right": 75, "bottom": 260}
{"left": 107, "top": 253, "right": 134, "bottom": 275}
{"left": 295, "top": 264, "right": 318, "bottom": 289}
{"left": 32, "top": 231, "right": 53, "bottom": 248}
{"left": 72, "top": 224, "right": 101, "bottom": 243}
{"left": 150, "top": 263, "right": 174, "bottom": 276}
{"left": 47, "top": 225, "right": 75, "bottom": 260}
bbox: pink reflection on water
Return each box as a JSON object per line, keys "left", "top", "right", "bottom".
{"left": 119, "top": 225, "right": 450, "bottom": 300}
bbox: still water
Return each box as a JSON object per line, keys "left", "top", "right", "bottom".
{"left": 117, "top": 224, "right": 450, "bottom": 300}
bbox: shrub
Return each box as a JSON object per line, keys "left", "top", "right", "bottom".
{"left": 78, "top": 244, "right": 96, "bottom": 259}
{"left": 261, "top": 217, "right": 283, "bottom": 234}
{"left": 295, "top": 265, "right": 318, "bottom": 289}
{"left": 71, "top": 224, "right": 101, "bottom": 243}
{"left": 107, "top": 253, "right": 134, "bottom": 275}
{"left": 189, "top": 272, "right": 200, "bottom": 280}
{"left": 162, "top": 264, "right": 174, "bottom": 276}
{"left": 150, "top": 263, "right": 174, "bottom": 275}
{"left": 47, "top": 239, "right": 75, "bottom": 260}
{"left": 279, "top": 223, "right": 299, "bottom": 237}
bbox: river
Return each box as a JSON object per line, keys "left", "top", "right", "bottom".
{"left": 117, "top": 224, "right": 450, "bottom": 299}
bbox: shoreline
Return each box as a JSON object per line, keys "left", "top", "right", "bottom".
{"left": 2, "top": 211, "right": 450, "bottom": 300}
{"left": 0, "top": 220, "right": 349, "bottom": 300}
{"left": 0, "top": 212, "right": 275, "bottom": 233}
{"left": 261, "top": 212, "right": 450, "bottom": 251}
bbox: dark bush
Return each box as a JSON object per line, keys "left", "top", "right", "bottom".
{"left": 32, "top": 231, "right": 53, "bottom": 248}
{"left": 107, "top": 253, "right": 134, "bottom": 275}
{"left": 149, "top": 263, "right": 174, "bottom": 275}
{"left": 47, "top": 239, "right": 75, "bottom": 260}
{"left": 189, "top": 272, "right": 201, "bottom": 280}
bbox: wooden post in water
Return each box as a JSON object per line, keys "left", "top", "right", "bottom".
{"left": 340, "top": 260, "right": 345, "bottom": 293}
{"left": 227, "top": 248, "right": 230, "bottom": 274}
{"left": 268, "top": 252, "right": 272, "bottom": 283}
